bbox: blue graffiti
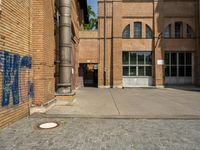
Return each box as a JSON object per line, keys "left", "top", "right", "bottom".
{"left": 2, "top": 51, "right": 12, "bottom": 107}
{"left": 12, "top": 54, "right": 20, "bottom": 105}
{"left": 0, "top": 50, "right": 33, "bottom": 107}
{"left": 21, "top": 56, "right": 32, "bottom": 69}
{"left": 28, "top": 81, "right": 34, "bottom": 98}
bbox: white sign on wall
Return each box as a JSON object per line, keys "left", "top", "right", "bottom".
{"left": 157, "top": 59, "right": 164, "bottom": 65}
{"left": 87, "top": 60, "right": 91, "bottom": 63}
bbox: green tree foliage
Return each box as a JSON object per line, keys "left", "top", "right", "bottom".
{"left": 84, "top": 5, "right": 97, "bottom": 30}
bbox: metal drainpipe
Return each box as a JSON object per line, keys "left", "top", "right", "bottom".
{"left": 104, "top": 0, "right": 107, "bottom": 86}
{"left": 57, "top": 0, "right": 72, "bottom": 94}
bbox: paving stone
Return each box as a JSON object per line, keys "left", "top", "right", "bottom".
{"left": 1, "top": 118, "right": 200, "bottom": 149}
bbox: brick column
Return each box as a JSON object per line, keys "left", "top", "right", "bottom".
{"left": 153, "top": 0, "right": 165, "bottom": 87}
{"left": 112, "top": 1, "right": 123, "bottom": 88}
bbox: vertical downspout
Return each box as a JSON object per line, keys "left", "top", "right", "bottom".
{"left": 196, "top": 0, "right": 200, "bottom": 85}
{"left": 104, "top": 0, "right": 107, "bottom": 86}
{"left": 57, "top": 0, "right": 72, "bottom": 94}
{"left": 152, "top": 0, "right": 156, "bottom": 86}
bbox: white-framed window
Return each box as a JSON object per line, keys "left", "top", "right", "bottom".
{"left": 122, "top": 51, "right": 152, "bottom": 77}
{"left": 165, "top": 52, "right": 192, "bottom": 77}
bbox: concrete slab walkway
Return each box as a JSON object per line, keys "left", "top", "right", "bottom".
{"left": 45, "top": 87, "right": 200, "bottom": 119}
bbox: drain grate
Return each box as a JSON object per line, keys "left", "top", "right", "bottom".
{"left": 37, "top": 122, "right": 59, "bottom": 129}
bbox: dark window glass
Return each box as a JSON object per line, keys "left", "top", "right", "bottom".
{"left": 165, "top": 53, "right": 170, "bottom": 65}
{"left": 123, "top": 66, "right": 129, "bottom": 76}
{"left": 186, "top": 66, "right": 192, "bottom": 77}
{"left": 186, "top": 53, "right": 192, "bottom": 65}
{"left": 179, "top": 53, "right": 185, "bottom": 65}
{"left": 187, "top": 25, "right": 194, "bottom": 38}
{"left": 130, "top": 52, "right": 136, "bottom": 64}
{"left": 138, "top": 53, "right": 145, "bottom": 64}
{"left": 146, "top": 66, "right": 152, "bottom": 76}
{"left": 171, "top": 66, "right": 177, "bottom": 76}
{"left": 123, "top": 52, "right": 129, "bottom": 64}
{"left": 146, "top": 25, "right": 152, "bottom": 39}
{"left": 163, "top": 24, "right": 171, "bottom": 38}
{"left": 179, "top": 66, "right": 185, "bottom": 77}
{"left": 145, "top": 52, "right": 152, "bottom": 65}
{"left": 138, "top": 66, "right": 144, "bottom": 76}
{"left": 122, "top": 25, "right": 130, "bottom": 38}
{"left": 130, "top": 66, "right": 136, "bottom": 76}
{"left": 171, "top": 53, "right": 177, "bottom": 65}
{"left": 165, "top": 66, "right": 170, "bottom": 77}
{"left": 134, "top": 22, "right": 142, "bottom": 38}
{"left": 175, "top": 22, "right": 183, "bottom": 38}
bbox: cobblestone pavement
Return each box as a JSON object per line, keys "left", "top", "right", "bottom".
{"left": 1, "top": 118, "right": 200, "bottom": 150}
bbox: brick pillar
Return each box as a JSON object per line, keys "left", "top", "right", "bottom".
{"left": 153, "top": 0, "right": 165, "bottom": 87}
{"left": 98, "top": 0, "right": 112, "bottom": 87}
{"left": 112, "top": 1, "right": 123, "bottom": 88}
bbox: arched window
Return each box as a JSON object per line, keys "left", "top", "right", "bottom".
{"left": 187, "top": 24, "right": 195, "bottom": 38}
{"left": 163, "top": 24, "right": 171, "bottom": 38}
{"left": 146, "top": 25, "right": 152, "bottom": 39}
{"left": 134, "top": 22, "right": 142, "bottom": 38}
{"left": 122, "top": 24, "right": 130, "bottom": 38}
{"left": 175, "top": 21, "right": 183, "bottom": 38}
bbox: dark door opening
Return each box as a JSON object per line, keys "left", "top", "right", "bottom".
{"left": 79, "top": 64, "right": 98, "bottom": 87}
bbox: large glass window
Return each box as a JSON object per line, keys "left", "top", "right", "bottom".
{"left": 175, "top": 22, "right": 183, "bottom": 38}
{"left": 122, "top": 24, "right": 130, "bottom": 38}
{"left": 165, "top": 52, "right": 192, "bottom": 77}
{"left": 138, "top": 53, "right": 145, "bottom": 64}
{"left": 130, "top": 52, "right": 136, "bottom": 64}
{"left": 122, "top": 52, "right": 129, "bottom": 64}
{"left": 134, "top": 22, "right": 142, "bottom": 38}
{"left": 122, "top": 52, "right": 152, "bottom": 77}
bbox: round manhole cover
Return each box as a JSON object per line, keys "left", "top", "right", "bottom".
{"left": 38, "top": 122, "right": 59, "bottom": 129}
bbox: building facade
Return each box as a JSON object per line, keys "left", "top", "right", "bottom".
{"left": 79, "top": 0, "right": 200, "bottom": 88}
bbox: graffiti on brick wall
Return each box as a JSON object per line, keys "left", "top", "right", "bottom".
{"left": 0, "top": 50, "right": 33, "bottom": 107}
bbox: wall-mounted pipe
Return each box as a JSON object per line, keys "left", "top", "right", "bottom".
{"left": 57, "top": 0, "right": 72, "bottom": 94}
{"left": 104, "top": 0, "right": 107, "bottom": 86}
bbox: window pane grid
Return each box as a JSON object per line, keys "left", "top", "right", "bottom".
{"left": 123, "top": 52, "right": 152, "bottom": 77}
{"left": 165, "top": 52, "right": 192, "bottom": 77}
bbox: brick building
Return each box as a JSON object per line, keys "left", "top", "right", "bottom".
{"left": 0, "top": 0, "right": 199, "bottom": 128}
{"left": 0, "top": 0, "right": 88, "bottom": 128}
{"left": 79, "top": 0, "right": 200, "bottom": 88}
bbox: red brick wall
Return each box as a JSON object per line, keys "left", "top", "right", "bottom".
{"left": 32, "top": 0, "right": 55, "bottom": 106}
{"left": 0, "top": 0, "right": 32, "bottom": 128}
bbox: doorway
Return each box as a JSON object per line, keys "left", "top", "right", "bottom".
{"left": 79, "top": 64, "right": 98, "bottom": 87}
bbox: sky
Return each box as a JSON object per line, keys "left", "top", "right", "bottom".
{"left": 87, "top": 0, "right": 98, "bottom": 15}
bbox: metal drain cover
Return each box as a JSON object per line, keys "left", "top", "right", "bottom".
{"left": 38, "top": 122, "right": 59, "bottom": 129}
